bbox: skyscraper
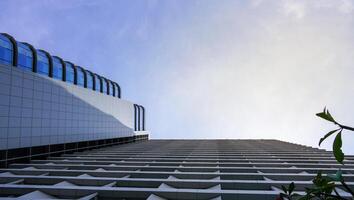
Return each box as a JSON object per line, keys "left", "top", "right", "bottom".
{"left": 0, "top": 139, "right": 353, "bottom": 199}
{"left": 0, "top": 33, "right": 147, "bottom": 168}
{"left": 1, "top": 33, "right": 353, "bottom": 199}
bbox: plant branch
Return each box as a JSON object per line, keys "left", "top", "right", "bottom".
{"left": 338, "top": 124, "right": 354, "bottom": 132}
{"left": 333, "top": 188, "right": 346, "bottom": 200}
{"left": 340, "top": 180, "right": 354, "bottom": 197}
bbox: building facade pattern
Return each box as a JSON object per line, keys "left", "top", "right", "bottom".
{"left": 0, "top": 64, "right": 136, "bottom": 150}
{"left": 0, "top": 139, "right": 353, "bottom": 199}
{"left": 0, "top": 33, "right": 121, "bottom": 99}
{"left": 0, "top": 33, "right": 147, "bottom": 167}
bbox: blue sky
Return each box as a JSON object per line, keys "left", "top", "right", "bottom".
{"left": 1, "top": 0, "right": 354, "bottom": 154}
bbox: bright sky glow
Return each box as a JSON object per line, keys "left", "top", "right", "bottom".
{"left": 1, "top": 0, "right": 353, "bottom": 154}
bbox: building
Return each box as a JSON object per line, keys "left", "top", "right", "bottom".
{"left": 0, "top": 33, "right": 148, "bottom": 168}
{"left": 0, "top": 139, "right": 353, "bottom": 199}
{"left": 1, "top": 34, "right": 354, "bottom": 199}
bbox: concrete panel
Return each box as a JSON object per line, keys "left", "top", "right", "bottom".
{"left": 0, "top": 64, "right": 137, "bottom": 150}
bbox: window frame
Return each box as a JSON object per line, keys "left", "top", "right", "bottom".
{"left": 64, "top": 61, "right": 75, "bottom": 84}
{"left": 36, "top": 49, "right": 52, "bottom": 77}
{"left": 93, "top": 74, "right": 102, "bottom": 92}
{"left": 101, "top": 77, "right": 108, "bottom": 94}
{"left": 16, "top": 42, "right": 35, "bottom": 72}
{"left": 85, "top": 70, "right": 94, "bottom": 90}
{"left": 113, "top": 82, "right": 121, "bottom": 98}
{"left": 52, "top": 56, "right": 65, "bottom": 81}
{"left": 0, "top": 33, "right": 17, "bottom": 66}
{"left": 74, "top": 66, "right": 86, "bottom": 87}
{"left": 109, "top": 80, "right": 115, "bottom": 96}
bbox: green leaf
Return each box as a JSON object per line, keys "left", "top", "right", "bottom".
{"left": 318, "top": 129, "right": 340, "bottom": 146}
{"left": 281, "top": 185, "right": 287, "bottom": 193}
{"left": 316, "top": 107, "right": 337, "bottom": 124}
{"left": 328, "top": 169, "right": 343, "bottom": 181}
{"left": 325, "top": 110, "right": 336, "bottom": 123}
{"left": 333, "top": 131, "right": 344, "bottom": 164}
{"left": 289, "top": 182, "right": 295, "bottom": 194}
{"left": 335, "top": 169, "right": 343, "bottom": 181}
{"left": 327, "top": 174, "right": 337, "bottom": 181}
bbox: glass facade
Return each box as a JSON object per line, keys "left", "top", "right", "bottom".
{"left": 0, "top": 33, "right": 123, "bottom": 99}
{"left": 76, "top": 67, "right": 85, "bottom": 87}
{"left": 36, "top": 50, "right": 50, "bottom": 76}
{"left": 17, "top": 43, "right": 33, "bottom": 71}
{"left": 86, "top": 71, "right": 94, "bottom": 90}
{"left": 52, "top": 57, "right": 63, "bottom": 80}
{"left": 114, "top": 83, "right": 120, "bottom": 98}
{"left": 108, "top": 81, "right": 115, "bottom": 96}
{"left": 102, "top": 78, "right": 107, "bottom": 94}
{"left": 94, "top": 74, "right": 101, "bottom": 92}
{"left": 65, "top": 62, "right": 75, "bottom": 83}
{"left": 0, "top": 34, "right": 13, "bottom": 65}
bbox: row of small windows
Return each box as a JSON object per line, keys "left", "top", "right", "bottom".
{"left": 0, "top": 33, "right": 121, "bottom": 98}
{"left": 134, "top": 104, "right": 145, "bottom": 131}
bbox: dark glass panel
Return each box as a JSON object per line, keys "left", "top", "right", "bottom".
{"left": 0, "top": 35, "right": 13, "bottom": 65}
{"left": 102, "top": 78, "right": 107, "bottom": 94}
{"left": 36, "top": 50, "right": 49, "bottom": 76}
{"left": 52, "top": 57, "right": 63, "bottom": 80}
{"left": 76, "top": 67, "right": 85, "bottom": 87}
{"left": 17, "top": 42, "right": 33, "bottom": 71}
{"left": 86, "top": 71, "right": 94, "bottom": 89}
{"left": 110, "top": 81, "right": 115, "bottom": 96}
{"left": 65, "top": 62, "right": 75, "bottom": 83}
{"left": 94, "top": 74, "right": 101, "bottom": 92}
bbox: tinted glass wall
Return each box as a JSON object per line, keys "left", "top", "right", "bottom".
{"left": 110, "top": 81, "right": 115, "bottom": 96}
{"left": 76, "top": 67, "right": 85, "bottom": 87}
{"left": 86, "top": 71, "right": 94, "bottom": 90}
{"left": 114, "top": 83, "right": 121, "bottom": 98}
{"left": 17, "top": 43, "right": 33, "bottom": 71}
{"left": 102, "top": 78, "right": 107, "bottom": 94}
{"left": 134, "top": 104, "right": 145, "bottom": 131}
{"left": 0, "top": 34, "right": 13, "bottom": 65}
{"left": 36, "top": 50, "right": 50, "bottom": 75}
{"left": 65, "top": 62, "right": 75, "bottom": 83}
{"left": 52, "top": 57, "right": 63, "bottom": 80}
{"left": 0, "top": 33, "right": 123, "bottom": 99}
{"left": 94, "top": 74, "right": 101, "bottom": 92}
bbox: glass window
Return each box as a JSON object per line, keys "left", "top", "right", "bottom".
{"left": 76, "top": 67, "right": 85, "bottom": 87}
{"left": 107, "top": 80, "right": 111, "bottom": 95}
{"left": 86, "top": 71, "right": 93, "bottom": 90}
{"left": 36, "top": 50, "right": 50, "bottom": 76}
{"left": 65, "top": 62, "right": 75, "bottom": 83}
{"left": 102, "top": 78, "right": 107, "bottom": 94}
{"left": 52, "top": 57, "right": 63, "bottom": 80}
{"left": 0, "top": 34, "right": 13, "bottom": 65}
{"left": 17, "top": 42, "right": 33, "bottom": 71}
{"left": 115, "top": 83, "right": 120, "bottom": 98}
{"left": 94, "top": 74, "right": 101, "bottom": 92}
{"left": 110, "top": 81, "right": 115, "bottom": 96}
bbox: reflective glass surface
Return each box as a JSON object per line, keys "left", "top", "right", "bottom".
{"left": 36, "top": 50, "right": 49, "bottom": 75}
{"left": 94, "top": 75, "right": 101, "bottom": 92}
{"left": 0, "top": 35, "right": 13, "bottom": 65}
{"left": 86, "top": 72, "right": 94, "bottom": 89}
{"left": 65, "top": 62, "right": 75, "bottom": 83}
{"left": 102, "top": 78, "right": 107, "bottom": 94}
{"left": 52, "top": 57, "right": 63, "bottom": 80}
{"left": 17, "top": 43, "right": 33, "bottom": 71}
{"left": 110, "top": 81, "right": 115, "bottom": 96}
{"left": 116, "top": 84, "right": 120, "bottom": 98}
{"left": 76, "top": 67, "right": 85, "bottom": 87}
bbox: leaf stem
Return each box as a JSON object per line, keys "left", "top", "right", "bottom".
{"left": 340, "top": 180, "right": 354, "bottom": 197}
{"left": 334, "top": 188, "right": 346, "bottom": 200}
{"left": 338, "top": 124, "right": 354, "bottom": 132}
